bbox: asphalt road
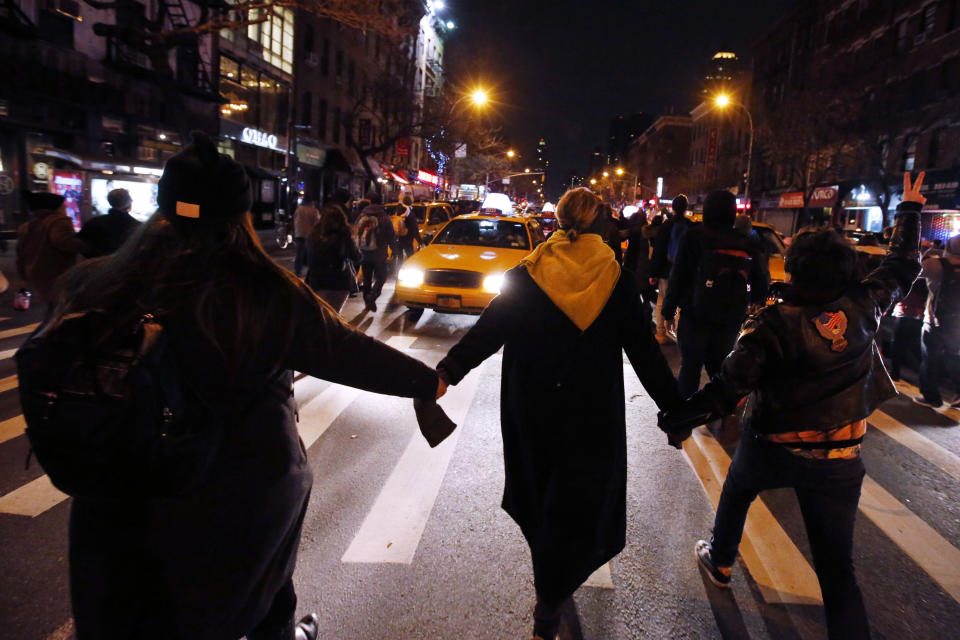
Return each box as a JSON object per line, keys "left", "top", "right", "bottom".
{"left": 1, "top": 241, "right": 959, "bottom": 639}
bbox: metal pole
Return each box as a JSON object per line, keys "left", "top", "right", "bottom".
{"left": 742, "top": 105, "right": 754, "bottom": 205}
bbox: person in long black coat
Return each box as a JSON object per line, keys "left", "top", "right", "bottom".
{"left": 59, "top": 133, "right": 443, "bottom": 640}
{"left": 436, "top": 187, "right": 683, "bottom": 640}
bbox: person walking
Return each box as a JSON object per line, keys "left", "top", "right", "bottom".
{"left": 356, "top": 191, "right": 395, "bottom": 312}
{"left": 395, "top": 195, "right": 422, "bottom": 260}
{"left": 292, "top": 198, "right": 321, "bottom": 278}
{"left": 661, "top": 171, "right": 925, "bottom": 640}
{"left": 649, "top": 194, "right": 692, "bottom": 342}
{"left": 887, "top": 278, "right": 926, "bottom": 382}
{"left": 599, "top": 203, "right": 623, "bottom": 264}
{"left": 77, "top": 188, "right": 141, "bottom": 258}
{"left": 326, "top": 188, "right": 352, "bottom": 223}
{"left": 435, "top": 187, "right": 683, "bottom": 640}
{"left": 55, "top": 132, "right": 445, "bottom": 640}
{"left": 305, "top": 206, "right": 361, "bottom": 313}
{"left": 916, "top": 233, "right": 960, "bottom": 407}
{"left": 663, "top": 190, "right": 769, "bottom": 398}
{"left": 622, "top": 210, "right": 654, "bottom": 309}
{"left": 16, "top": 190, "right": 87, "bottom": 311}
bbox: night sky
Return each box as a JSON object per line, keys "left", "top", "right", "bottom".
{"left": 445, "top": 0, "right": 797, "bottom": 199}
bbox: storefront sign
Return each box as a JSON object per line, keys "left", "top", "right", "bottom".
{"left": 809, "top": 185, "right": 839, "bottom": 207}
{"left": 241, "top": 127, "right": 279, "bottom": 150}
{"left": 52, "top": 171, "right": 83, "bottom": 230}
{"left": 396, "top": 137, "right": 411, "bottom": 156}
{"left": 417, "top": 169, "right": 439, "bottom": 186}
{"left": 454, "top": 144, "right": 467, "bottom": 158}
{"left": 779, "top": 192, "right": 805, "bottom": 208}
{"left": 296, "top": 142, "right": 326, "bottom": 167}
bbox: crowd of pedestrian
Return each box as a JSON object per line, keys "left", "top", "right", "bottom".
{"left": 9, "top": 123, "right": 953, "bottom": 640}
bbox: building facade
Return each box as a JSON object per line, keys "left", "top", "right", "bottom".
{"left": 627, "top": 115, "right": 692, "bottom": 205}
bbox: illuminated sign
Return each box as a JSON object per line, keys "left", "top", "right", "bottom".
{"left": 779, "top": 192, "right": 804, "bottom": 208}
{"left": 417, "top": 170, "right": 440, "bottom": 186}
{"left": 241, "top": 127, "right": 279, "bottom": 150}
{"left": 656, "top": 176, "right": 664, "bottom": 198}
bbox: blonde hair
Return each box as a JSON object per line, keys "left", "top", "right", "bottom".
{"left": 556, "top": 187, "right": 601, "bottom": 242}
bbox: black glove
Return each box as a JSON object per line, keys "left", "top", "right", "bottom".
{"left": 667, "top": 427, "right": 692, "bottom": 449}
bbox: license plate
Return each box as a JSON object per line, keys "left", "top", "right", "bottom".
{"left": 437, "top": 295, "right": 461, "bottom": 309}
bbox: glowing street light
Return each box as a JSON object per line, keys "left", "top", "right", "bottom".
{"left": 590, "top": 178, "right": 597, "bottom": 185}
{"left": 712, "top": 92, "right": 754, "bottom": 203}
{"left": 506, "top": 149, "right": 516, "bottom": 158}
{"left": 602, "top": 171, "right": 609, "bottom": 178}
{"left": 616, "top": 167, "right": 625, "bottom": 176}
{"left": 470, "top": 88, "right": 489, "bottom": 107}
{"left": 446, "top": 21, "right": 455, "bottom": 29}
{"left": 524, "top": 168, "right": 530, "bottom": 173}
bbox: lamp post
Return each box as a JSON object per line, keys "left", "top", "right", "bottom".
{"left": 714, "top": 93, "right": 754, "bottom": 205}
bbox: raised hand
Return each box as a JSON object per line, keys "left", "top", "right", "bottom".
{"left": 903, "top": 171, "right": 927, "bottom": 205}
{"left": 436, "top": 378, "right": 448, "bottom": 400}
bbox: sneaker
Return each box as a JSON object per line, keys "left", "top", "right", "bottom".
{"left": 695, "top": 540, "right": 732, "bottom": 588}
{"left": 295, "top": 613, "right": 319, "bottom": 640}
{"left": 915, "top": 396, "right": 943, "bottom": 409}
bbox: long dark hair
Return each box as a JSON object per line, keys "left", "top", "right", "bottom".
{"left": 310, "top": 206, "right": 351, "bottom": 246}
{"left": 55, "top": 211, "right": 314, "bottom": 372}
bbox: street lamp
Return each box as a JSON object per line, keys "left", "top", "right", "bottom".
{"left": 590, "top": 178, "right": 597, "bottom": 185}
{"left": 506, "top": 150, "right": 515, "bottom": 158}
{"left": 602, "top": 171, "right": 609, "bottom": 178}
{"left": 470, "top": 88, "right": 489, "bottom": 107}
{"left": 616, "top": 167, "right": 624, "bottom": 176}
{"left": 713, "top": 92, "right": 754, "bottom": 204}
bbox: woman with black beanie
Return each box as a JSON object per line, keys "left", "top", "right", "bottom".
{"left": 56, "top": 132, "right": 444, "bottom": 640}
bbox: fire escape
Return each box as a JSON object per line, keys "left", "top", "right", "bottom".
{"left": 162, "top": 0, "right": 216, "bottom": 98}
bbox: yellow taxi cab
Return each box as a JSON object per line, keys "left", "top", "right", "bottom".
{"left": 752, "top": 222, "right": 786, "bottom": 285}
{"left": 395, "top": 214, "right": 546, "bottom": 315}
{"left": 384, "top": 201, "right": 455, "bottom": 244}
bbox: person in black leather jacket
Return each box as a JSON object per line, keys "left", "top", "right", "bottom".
{"left": 660, "top": 172, "right": 925, "bottom": 640}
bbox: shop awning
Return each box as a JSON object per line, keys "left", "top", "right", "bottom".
{"left": 919, "top": 168, "right": 960, "bottom": 210}
{"left": 808, "top": 185, "right": 839, "bottom": 207}
{"left": 385, "top": 169, "right": 409, "bottom": 184}
{"left": 779, "top": 192, "right": 804, "bottom": 208}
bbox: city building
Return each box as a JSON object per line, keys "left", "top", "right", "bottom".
{"left": 688, "top": 90, "right": 752, "bottom": 208}
{"left": 0, "top": 0, "right": 219, "bottom": 232}
{"left": 627, "top": 115, "right": 692, "bottom": 204}
{"left": 606, "top": 113, "right": 654, "bottom": 166}
{"left": 702, "top": 50, "right": 743, "bottom": 96}
{"left": 750, "top": 0, "right": 960, "bottom": 236}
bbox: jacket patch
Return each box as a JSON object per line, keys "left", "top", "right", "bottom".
{"left": 813, "top": 310, "right": 849, "bottom": 352}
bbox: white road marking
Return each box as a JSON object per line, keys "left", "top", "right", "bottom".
{"left": 0, "top": 323, "right": 39, "bottom": 341}
{"left": 0, "top": 414, "right": 25, "bottom": 444}
{"left": 341, "top": 365, "right": 483, "bottom": 564}
{"left": 0, "top": 374, "right": 18, "bottom": 393}
{"left": 870, "top": 410, "right": 960, "bottom": 482}
{"left": 44, "top": 618, "right": 74, "bottom": 640}
{"left": 583, "top": 562, "right": 614, "bottom": 589}
{"left": 893, "top": 380, "right": 960, "bottom": 421}
{"left": 0, "top": 475, "right": 68, "bottom": 517}
{"left": 859, "top": 475, "right": 960, "bottom": 603}
{"left": 683, "top": 427, "right": 823, "bottom": 605}
{"left": 0, "top": 348, "right": 17, "bottom": 361}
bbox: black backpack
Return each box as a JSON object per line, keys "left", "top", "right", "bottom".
{"left": 691, "top": 241, "right": 754, "bottom": 325}
{"left": 16, "top": 311, "right": 222, "bottom": 498}
{"left": 935, "top": 258, "right": 960, "bottom": 329}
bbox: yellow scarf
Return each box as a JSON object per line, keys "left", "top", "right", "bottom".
{"left": 521, "top": 230, "right": 621, "bottom": 331}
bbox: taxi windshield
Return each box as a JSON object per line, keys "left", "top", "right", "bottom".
{"left": 433, "top": 219, "right": 530, "bottom": 250}
{"left": 755, "top": 226, "right": 786, "bottom": 255}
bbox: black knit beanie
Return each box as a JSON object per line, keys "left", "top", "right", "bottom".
{"left": 157, "top": 131, "right": 252, "bottom": 223}
{"left": 21, "top": 190, "right": 65, "bottom": 211}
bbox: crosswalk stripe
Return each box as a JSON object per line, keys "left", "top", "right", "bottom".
{"left": 0, "top": 475, "right": 68, "bottom": 517}
{"left": 584, "top": 562, "right": 614, "bottom": 589}
{"left": 0, "top": 348, "right": 17, "bottom": 361}
{"left": 341, "top": 363, "right": 483, "bottom": 564}
{"left": 0, "top": 374, "right": 18, "bottom": 393}
{"left": 859, "top": 475, "right": 960, "bottom": 603}
{"left": 870, "top": 410, "right": 960, "bottom": 482}
{"left": 0, "top": 323, "right": 38, "bottom": 341}
{"left": 683, "top": 427, "right": 823, "bottom": 605}
{"left": 0, "top": 415, "right": 25, "bottom": 444}
{"left": 893, "top": 380, "right": 960, "bottom": 421}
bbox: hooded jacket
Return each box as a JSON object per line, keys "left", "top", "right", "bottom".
{"left": 669, "top": 201, "right": 922, "bottom": 436}
{"left": 357, "top": 204, "right": 395, "bottom": 263}
{"left": 16, "top": 208, "right": 87, "bottom": 302}
{"left": 77, "top": 208, "right": 141, "bottom": 258}
{"left": 649, "top": 213, "right": 692, "bottom": 280}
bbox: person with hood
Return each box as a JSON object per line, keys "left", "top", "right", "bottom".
{"left": 57, "top": 132, "right": 446, "bottom": 640}
{"left": 435, "top": 187, "right": 684, "bottom": 640}
{"left": 16, "top": 190, "right": 87, "bottom": 309}
{"left": 916, "top": 232, "right": 960, "bottom": 407}
{"left": 660, "top": 171, "right": 925, "bottom": 640}
{"left": 663, "top": 190, "right": 769, "bottom": 398}
{"left": 649, "top": 194, "right": 692, "bottom": 342}
{"left": 356, "top": 191, "right": 396, "bottom": 312}
{"left": 77, "top": 188, "right": 141, "bottom": 258}
{"left": 305, "top": 206, "right": 361, "bottom": 312}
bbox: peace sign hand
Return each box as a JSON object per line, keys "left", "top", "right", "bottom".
{"left": 903, "top": 171, "right": 927, "bottom": 205}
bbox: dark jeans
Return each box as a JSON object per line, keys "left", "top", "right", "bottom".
{"left": 361, "top": 261, "right": 388, "bottom": 302}
{"left": 889, "top": 316, "right": 922, "bottom": 380}
{"left": 293, "top": 237, "right": 307, "bottom": 277}
{"left": 919, "top": 324, "right": 960, "bottom": 404}
{"left": 398, "top": 238, "right": 417, "bottom": 260}
{"left": 677, "top": 315, "right": 740, "bottom": 398}
{"left": 711, "top": 433, "right": 869, "bottom": 640}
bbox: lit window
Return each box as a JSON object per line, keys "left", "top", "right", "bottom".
{"left": 249, "top": 7, "right": 294, "bottom": 73}
{"left": 902, "top": 134, "right": 919, "bottom": 171}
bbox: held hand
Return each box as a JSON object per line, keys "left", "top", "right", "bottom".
{"left": 436, "top": 378, "right": 448, "bottom": 400}
{"left": 649, "top": 277, "right": 658, "bottom": 287}
{"left": 903, "top": 171, "right": 927, "bottom": 205}
{"left": 663, "top": 318, "right": 675, "bottom": 334}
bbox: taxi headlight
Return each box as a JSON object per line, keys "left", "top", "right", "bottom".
{"left": 398, "top": 268, "right": 424, "bottom": 287}
{"left": 483, "top": 273, "right": 505, "bottom": 293}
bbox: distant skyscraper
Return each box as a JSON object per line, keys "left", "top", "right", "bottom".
{"left": 607, "top": 114, "right": 654, "bottom": 166}
{"left": 703, "top": 51, "right": 742, "bottom": 96}
{"left": 536, "top": 137, "right": 547, "bottom": 171}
